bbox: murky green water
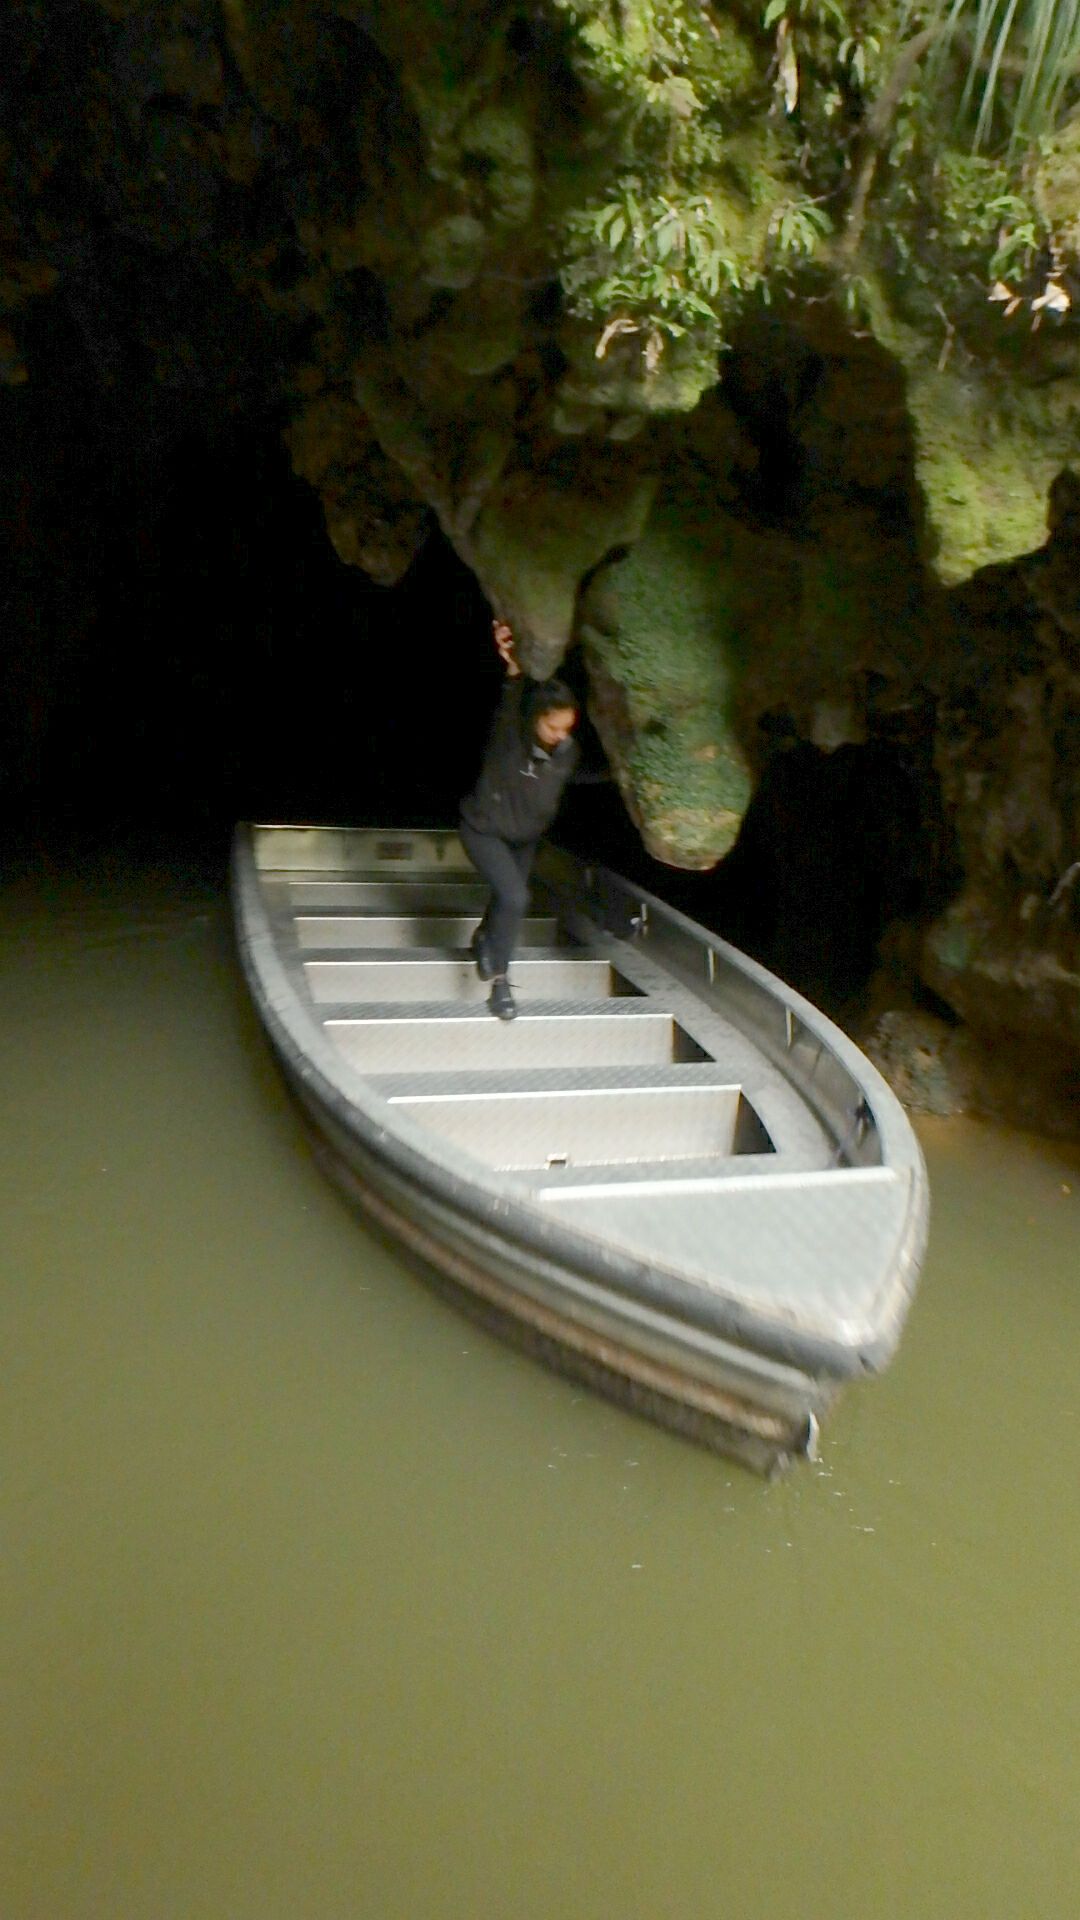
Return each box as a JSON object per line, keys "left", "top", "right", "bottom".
{"left": 2, "top": 852, "right": 1078, "bottom": 1920}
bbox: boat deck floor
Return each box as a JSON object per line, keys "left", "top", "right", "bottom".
{"left": 260, "top": 869, "right": 836, "bottom": 1194}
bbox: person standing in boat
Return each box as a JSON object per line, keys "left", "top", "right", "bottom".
{"left": 459, "top": 619, "right": 581, "bottom": 1022}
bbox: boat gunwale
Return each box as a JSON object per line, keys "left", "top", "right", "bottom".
{"left": 539, "top": 847, "right": 921, "bottom": 1179}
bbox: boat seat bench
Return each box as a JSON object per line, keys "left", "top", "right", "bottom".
{"left": 294, "top": 913, "right": 560, "bottom": 949}
{"left": 302, "top": 953, "right": 619, "bottom": 1004}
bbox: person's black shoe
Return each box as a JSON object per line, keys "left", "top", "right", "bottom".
{"left": 488, "top": 977, "right": 516, "bottom": 1021}
{"left": 470, "top": 926, "right": 495, "bottom": 981}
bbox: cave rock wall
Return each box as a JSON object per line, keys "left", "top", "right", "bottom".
{"left": 2, "top": 0, "right": 1079, "bottom": 1110}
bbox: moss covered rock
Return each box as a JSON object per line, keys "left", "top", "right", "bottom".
{"left": 576, "top": 393, "right": 776, "bottom": 865}
{"left": 471, "top": 456, "right": 656, "bottom": 677}
{"left": 902, "top": 480, "right": 1080, "bottom": 1080}
{"left": 581, "top": 498, "right": 755, "bottom": 865}
{"left": 863, "top": 284, "right": 1080, "bottom": 583}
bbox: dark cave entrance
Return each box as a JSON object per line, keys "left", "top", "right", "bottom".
{"left": 7, "top": 393, "right": 499, "bottom": 842}
{"left": 561, "top": 736, "right": 945, "bottom": 1015}
{"left": 707, "top": 739, "right": 946, "bottom": 1009}
{"left": 88, "top": 424, "right": 503, "bottom": 834}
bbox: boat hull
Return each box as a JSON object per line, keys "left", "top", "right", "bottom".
{"left": 232, "top": 824, "right": 927, "bottom": 1474}
{"left": 293, "top": 1074, "right": 834, "bottom": 1475}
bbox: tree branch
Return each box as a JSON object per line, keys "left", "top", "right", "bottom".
{"left": 839, "top": 27, "right": 940, "bottom": 267}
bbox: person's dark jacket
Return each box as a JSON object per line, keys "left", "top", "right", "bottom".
{"left": 459, "top": 677, "right": 581, "bottom": 842}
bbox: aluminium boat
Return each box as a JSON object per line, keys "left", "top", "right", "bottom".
{"left": 231, "top": 823, "right": 929, "bottom": 1473}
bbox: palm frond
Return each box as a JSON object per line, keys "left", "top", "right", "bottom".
{"left": 1013, "top": 0, "right": 1080, "bottom": 148}
{"left": 918, "top": 0, "right": 1080, "bottom": 153}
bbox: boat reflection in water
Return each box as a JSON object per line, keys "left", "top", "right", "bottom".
{"left": 232, "top": 824, "right": 929, "bottom": 1474}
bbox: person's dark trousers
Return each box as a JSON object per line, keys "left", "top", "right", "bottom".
{"left": 458, "top": 822, "right": 537, "bottom": 976}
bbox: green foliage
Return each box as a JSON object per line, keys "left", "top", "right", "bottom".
{"left": 560, "top": 180, "right": 743, "bottom": 348}
{"left": 870, "top": 150, "right": 1043, "bottom": 361}
{"left": 987, "top": 202, "right": 1041, "bottom": 281}
{"left": 837, "top": 30, "right": 880, "bottom": 90}
{"left": 551, "top": 3, "right": 777, "bottom": 363}
{"left": 1033, "top": 117, "right": 1080, "bottom": 249}
{"left": 921, "top": 151, "right": 1050, "bottom": 295}
{"left": 767, "top": 195, "right": 832, "bottom": 257}
{"left": 874, "top": 85, "right": 1065, "bottom": 331}
{"left": 937, "top": 152, "right": 1025, "bottom": 246}
{"left": 920, "top": 0, "right": 1080, "bottom": 155}
{"left": 759, "top": 0, "right": 880, "bottom": 162}
{"left": 841, "top": 272, "right": 875, "bottom": 323}
{"left": 762, "top": 0, "right": 847, "bottom": 29}
{"left": 555, "top": 0, "right": 757, "bottom": 110}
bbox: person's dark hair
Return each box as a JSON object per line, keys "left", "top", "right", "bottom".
{"left": 520, "top": 677, "right": 579, "bottom": 737}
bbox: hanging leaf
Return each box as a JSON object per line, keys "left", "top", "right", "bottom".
{"left": 659, "top": 76, "right": 702, "bottom": 120}
{"left": 769, "top": 197, "right": 831, "bottom": 256}
{"left": 658, "top": 213, "right": 688, "bottom": 259}
{"left": 698, "top": 249, "right": 723, "bottom": 295}
{"left": 778, "top": 20, "right": 799, "bottom": 114}
{"left": 1031, "top": 280, "right": 1070, "bottom": 314}
{"left": 595, "top": 316, "right": 640, "bottom": 359}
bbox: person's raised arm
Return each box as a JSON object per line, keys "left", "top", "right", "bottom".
{"left": 493, "top": 618, "right": 522, "bottom": 678}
